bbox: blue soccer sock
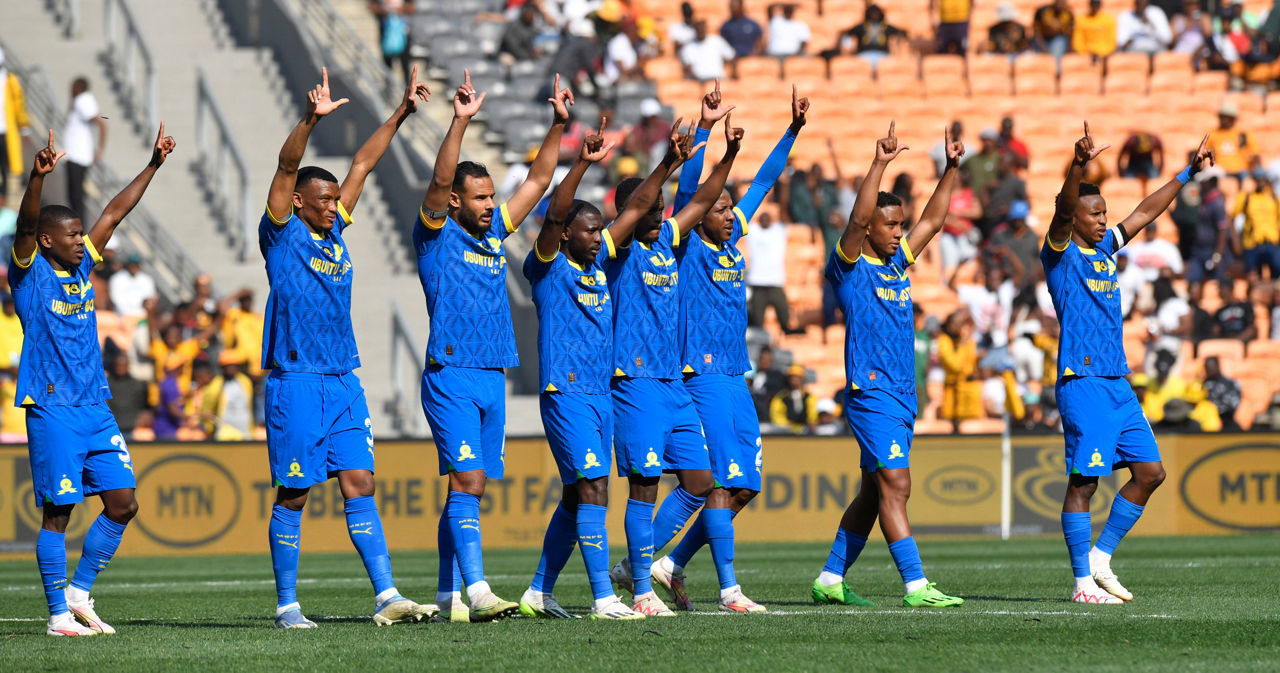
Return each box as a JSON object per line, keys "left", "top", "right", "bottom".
{"left": 446, "top": 492, "right": 486, "bottom": 588}
{"left": 669, "top": 510, "right": 708, "bottom": 570}
{"left": 69, "top": 513, "right": 127, "bottom": 594}
{"left": 436, "top": 510, "right": 461, "bottom": 602}
{"left": 576, "top": 504, "right": 613, "bottom": 600}
{"left": 887, "top": 536, "right": 927, "bottom": 591}
{"left": 268, "top": 505, "right": 302, "bottom": 608}
{"left": 704, "top": 508, "right": 737, "bottom": 591}
{"left": 625, "top": 498, "right": 656, "bottom": 595}
{"left": 344, "top": 496, "right": 395, "bottom": 597}
{"left": 1095, "top": 494, "right": 1144, "bottom": 557}
{"left": 531, "top": 503, "right": 576, "bottom": 594}
{"left": 821, "top": 527, "right": 869, "bottom": 578}
{"left": 36, "top": 529, "right": 68, "bottom": 616}
{"left": 1061, "top": 511, "right": 1093, "bottom": 580}
{"left": 650, "top": 486, "right": 705, "bottom": 552}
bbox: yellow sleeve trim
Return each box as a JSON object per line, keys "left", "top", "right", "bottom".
{"left": 835, "top": 243, "right": 859, "bottom": 265}
{"left": 535, "top": 244, "right": 559, "bottom": 263}
{"left": 501, "top": 203, "right": 517, "bottom": 234}
{"left": 11, "top": 247, "right": 34, "bottom": 269}
{"left": 1046, "top": 234, "right": 1070, "bottom": 252}
{"left": 82, "top": 236, "right": 103, "bottom": 265}
{"left": 668, "top": 218, "right": 681, "bottom": 247}
{"left": 733, "top": 207, "right": 748, "bottom": 236}
{"left": 265, "top": 204, "right": 292, "bottom": 225}
{"left": 419, "top": 207, "right": 446, "bottom": 230}
{"left": 603, "top": 230, "right": 617, "bottom": 259}
{"left": 901, "top": 238, "right": 916, "bottom": 266}
{"left": 336, "top": 201, "right": 352, "bottom": 226}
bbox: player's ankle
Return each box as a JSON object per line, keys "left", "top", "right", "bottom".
{"left": 904, "top": 578, "right": 929, "bottom": 594}
{"left": 1088, "top": 547, "right": 1112, "bottom": 572}
{"left": 64, "top": 585, "right": 90, "bottom": 604}
{"left": 817, "top": 571, "right": 843, "bottom": 586}
{"left": 275, "top": 602, "right": 301, "bottom": 617}
{"left": 466, "top": 581, "right": 492, "bottom": 604}
{"left": 719, "top": 584, "right": 740, "bottom": 600}
{"left": 437, "top": 590, "right": 461, "bottom": 605}
{"left": 374, "top": 587, "right": 399, "bottom": 604}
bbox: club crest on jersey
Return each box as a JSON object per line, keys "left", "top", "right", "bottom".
{"left": 727, "top": 461, "right": 744, "bottom": 479}
{"left": 650, "top": 252, "right": 676, "bottom": 267}
{"left": 62, "top": 281, "right": 90, "bottom": 296}
{"left": 645, "top": 449, "right": 661, "bottom": 468}
{"left": 583, "top": 450, "right": 602, "bottom": 470}
{"left": 57, "top": 475, "right": 76, "bottom": 495}
{"left": 322, "top": 243, "right": 344, "bottom": 261}
{"left": 1088, "top": 450, "right": 1105, "bottom": 468}
{"left": 717, "top": 255, "right": 735, "bottom": 268}
{"left": 287, "top": 460, "right": 305, "bottom": 478}
{"left": 888, "top": 441, "right": 904, "bottom": 459}
{"left": 458, "top": 442, "right": 477, "bottom": 462}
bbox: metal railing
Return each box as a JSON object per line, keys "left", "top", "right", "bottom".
{"left": 48, "top": 0, "right": 82, "bottom": 38}
{"left": 102, "top": 0, "right": 159, "bottom": 132}
{"left": 388, "top": 301, "right": 428, "bottom": 437}
{"left": 193, "top": 69, "right": 254, "bottom": 262}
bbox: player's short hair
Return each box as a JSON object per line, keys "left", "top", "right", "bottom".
{"left": 453, "top": 161, "right": 491, "bottom": 193}
{"left": 296, "top": 166, "right": 339, "bottom": 191}
{"left": 614, "top": 177, "right": 643, "bottom": 210}
{"left": 37, "top": 205, "right": 80, "bottom": 234}
{"left": 1078, "top": 182, "right": 1101, "bottom": 197}
{"left": 553, "top": 199, "right": 601, "bottom": 228}
{"left": 876, "top": 191, "right": 903, "bottom": 208}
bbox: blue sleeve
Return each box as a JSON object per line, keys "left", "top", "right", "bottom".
{"left": 259, "top": 209, "right": 291, "bottom": 251}
{"left": 523, "top": 247, "right": 556, "bottom": 283}
{"left": 825, "top": 246, "right": 856, "bottom": 289}
{"left": 673, "top": 126, "right": 712, "bottom": 213}
{"left": 1040, "top": 235, "right": 1068, "bottom": 270}
{"left": 736, "top": 127, "right": 798, "bottom": 223}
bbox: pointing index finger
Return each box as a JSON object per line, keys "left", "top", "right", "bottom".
{"left": 598, "top": 117, "right": 607, "bottom": 136}
{"left": 714, "top": 78, "right": 721, "bottom": 94}
{"left": 464, "top": 68, "right": 472, "bottom": 87}
{"left": 1083, "top": 120, "right": 1091, "bottom": 140}
{"left": 47, "top": 128, "right": 55, "bottom": 149}
{"left": 157, "top": 121, "right": 165, "bottom": 142}
{"left": 888, "top": 120, "right": 895, "bottom": 138}
{"left": 322, "top": 66, "right": 330, "bottom": 91}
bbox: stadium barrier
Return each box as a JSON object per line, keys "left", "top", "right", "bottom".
{"left": 1, "top": 433, "right": 1276, "bottom": 558}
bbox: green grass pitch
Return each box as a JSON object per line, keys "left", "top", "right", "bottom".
{"left": 1, "top": 536, "right": 1276, "bottom": 672}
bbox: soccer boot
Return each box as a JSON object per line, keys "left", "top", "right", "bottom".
{"left": 67, "top": 597, "right": 116, "bottom": 634}
{"left": 903, "top": 583, "right": 964, "bottom": 607}
{"left": 609, "top": 558, "right": 634, "bottom": 595}
{"left": 1072, "top": 582, "right": 1124, "bottom": 605}
{"left": 588, "top": 595, "right": 646, "bottom": 620}
{"left": 274, "top": 607, "right": 318, "bottom": 628}
{"left": 373, "top": 594, "right": 433, "bottom": 626}
{"left": 47, "top": 612, "right": 97, "bottom": 637}
{"left": 519, "top": 589, "right": 579, "bottom": 619}
{"left": 810, "top": 579, "right": 876, "bottom": 607}
{"left": 632, "top": 591, "right": 676, "bottom": 617}
{"left": 468, "top": 591, "right": 520, "bottom": 622}
{"left": 719, "top": 586, "right": 766, "bottom": 613}
{"left": 442, "top": 595, "right": 470, "bottom": 623}
{"left": 650, "top": 556, "right": 696, "bottom": 611}
{"left": 1092, "top": 570, "right": 1133, "bottom": 601}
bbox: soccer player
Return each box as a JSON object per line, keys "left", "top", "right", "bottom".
{"left": 417, "top": 72, "right": 570, "bottom": 622}
{"left": 1046, "top": 124, "right": 1212, "bottom": 604}
{"left": 261, "top": 67, "right": 432, "bottom": 629}
{"left": 13, "top": 124, "right": 175, "bottom": 636}
{"left": 810, "top": 122, "right": 964, "bottom": 609}
{"left": 649, "top": 85, "right": 808, "bottom": 613}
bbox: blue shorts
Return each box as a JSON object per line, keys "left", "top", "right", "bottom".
{"left": 27, "top": 402, "right": 136, "bottom": 506}
{"left": 612, "top": 377, "right": 710, "bottom": 478}
{"left": 540, "top": 392, "right": 612, "bottom": 484}
{"left": 1057, "top": 376, "right": 1161, "bottom": 477}
{"left": 422, "top": 364, "right": 506, "bottom": 478}
{"left": 684, "top": 373, "right": 761, "bottom": 491}
{"left": 844, "top": 389, "right": 917, "bottom": 472}
{"left": 265, "top": 370, "right": 374, "bottom": 489}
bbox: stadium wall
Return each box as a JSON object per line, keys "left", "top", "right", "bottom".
{"left": 1, "top": 434, "right": 1276, "bottom": 558}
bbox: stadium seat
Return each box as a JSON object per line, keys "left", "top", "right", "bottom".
{"left": 783, "top": 56, "right": 826, "bottom": 82}
{"left": 1192, "top": 71, "right": 1229, "bottom": 93}
{"left": 958, "top": 418, "right": 1006, "bottom": 434}
{"left": 967, "top": 55, "right": 1011, "bottom": 97}
{"left": 1106, "top": 52, "right": 1151, "bottom": 78}
{"left": 1248, "top": 340, "right": 1280, "bottom": 359}
{"left": 1012, "top": 53, "right": 1057, "bottom": 97}
{"left": 915, "top": 419, "right": 955, "bottom": 435}
{"left": 736, "top": 56, "right": 782, "bottom": 81}
{"left": 1148, "top": 69, "right": 1192, "bottom": 96}
{"left": 829, "top": 54, "right": 874, "bottom": 82}
{"left": 1057, "top": 67, "right": 1101, "bottom": 97}
{"left": 921, "top": 55, "right": 966, "bottom": 99}
{"left": 1152, "top": 52, "right": 1194, "bottom": 77}
{"left": 1197, "top": 338, "right": 1245, "bottom": 362}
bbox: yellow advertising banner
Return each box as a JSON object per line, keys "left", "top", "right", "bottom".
{"left": 0, "top": 432, "right": 1276, "bottom": 558}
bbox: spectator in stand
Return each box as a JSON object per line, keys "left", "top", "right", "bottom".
{"left": 938, "top": 309, "right": 983, "bottom": 422}
{"left": 1142, "top": 350, "right": 1187, "bottom": 422}
{"left": 813, "top": 398, "right": 842, "bottom": 436}
{"left": 1032, "top": 0, "right": 1075, "bottom": 61}
{"left": 105, "top": 352, "right": 148, "bottom": 436}
{"left": 991, "top": 200, "right": 1039, "bottom": 290}
{"left": 631, "top": 98, "right": 672, "bottom": 170}
{"left": 1145, "top": 276, "right": 1191, "bottom": 367}
{"left": 1185, "top": 382, "right": 1222, "bottom": 431}
{"left": 931, "top": 121, "right": 970, "bottom": 178}
{"left": 107, "top": 254, "right": 156, "bottom": 318}
{"left": 1125, "top": 223, "right": 1184, "bottom": 281}
{"left": 746, "top": 211, "right": 802, "bottom": 333}
{"left": 1170, "top": 0, "right": 1207, "bottom": 58}
{"left": 1186, "top": 281, "right": 1217, "bottom": 344}
{"left": 826, "top": 138, "right": 859, "bottom": 219}
{"left": 1114, "top": 250, "right": 1146, "bottom": 319}
{"left": 1117, "top": 0, "right": 1172, "bottom": 55}
{"left": 1207, "top": 101, "right": 1255, "bottom": 187}
{"left": 0, "top": 292, "right": 22, "bottom": 374}
{"left": 999, "top": 116, "right": 1029, "bottom": 169}
{"left": 1116, "top": 130, "right": 1164, "bottom": 194}
{"left": 1073, "top": 0, "right": 1119, "bottom": 62}
{"left": 201, "top": 352, "right": 256, "bottom": 440}
{"left": 820, "top": 211, "right": 845, "bottom": 335}
{"left": 748, "top": 345, "right": 786, "bottom": 421}
{"left": 914, "top": 304, "right": 933, "bottom": 415}
{"left": 1213, "top": 276, "right": 1257, "bottom": 341}
{"left": 891, "top": 173, "right": 917, "bottom": 228}
{"left": 131, "top": 409, "right": 156, "bottom": 442}
{"left": 681, "top": 20, "right": 736, "bottom": 81}
{"left": 148, "top": 300, "right": 225, "bottom": 393}
{"left": 499, "top": 2, "right": 549, "bottom": 66}
{"left": 369, "top": 0, "right": 414, "bottom": 83}
{"left": 62, "top": 77, "right": 106, "bottom": 220}
{"left": 1233, "top": 167, "right": 1280, "bottom": 281}
{"left": 986, "top": 3, "right": 1031, "bottom": 57}
{"left": 603, "top": 18, "right": 646, "bottom": 85}
{"left": 153, "top": 355, "right": 186, "bottom": 440}
{"left": 1183, "top": 171, "right": 1233, "bottom": 290}
{"left": 1, "top": 48, "right": 32, "bottom": 200}
{"left": 788, "top": 163, "right": 838, "bottom": 230}
{"left": 963, "top": 129, "right": 1002, "bottom": 208}
{"left": 1201, "top": 356, "right": 1242, "bottom": 431}
{"left": 956, "top": 262, "right": 1019, "bottom": 372}
{"left": 828, "top": 4, "right": 905, "bottom": 70}
{"left": 1154, "top": 398, "right": 1201, "bottom": 431}
{"left": 769, "top": 364, "right": 817, "bottom": 434}
{"left": 722, "top": 0, "right": 765, "bottom": 58}
{"left": 982, "top": 154, "right": 1028, "bottom": 234}
{"left": 669, "top": 2, "right": 699, "bottom": 54}
{"left": 932, "top": 0, "right": 973, "bottom": 55}
{"left": 766, "top": 3, "right": 811, "bottom": 57}
{"left": 940, "top": 169, "right": 982, "bottom": 276}
{"left": 220, "top": 289, "right": 264, "bottom": 379}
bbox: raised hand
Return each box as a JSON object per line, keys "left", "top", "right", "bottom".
{"left": 453, "top": 69, "right": 487, "bottom": 119}
{"left": 943, "top": 124, "right": 964, "bottom": 168}
{"left": 1073, "top": 121, "right": 1110, "bottom": 164}
{"left": 668, "top": 117, "right": 708, "bottom": 163}
{"left": 580, "top": 118, "right": 614, "bottom": 163}
{"left": 547, "top": 73, "right": 574, "bottom": 124}
{"left": 791, "top": 84, "right": 810, "bottom": 129}
{"left": 33, "top": 129, "right": 65, "bottom": 176}
{"left": 701, "top": 79, "right": 735, "bottom": 125}
{"left": 724, "top": 112, "right": 744, "bottom": 152}
{"left": 150, "top": 122, "right": 176, "bottom": 167}
{"left": 401, "top": 64, "right": 431, "bottom": 114}
{"left": 875, "top": 120, "right": 908, "bottom": 163}
{"left": 1190, "top": 133, "right": 1215, "bottom": 173}
{"left": 307, "top": 67, "right": 350, "bottom": 118}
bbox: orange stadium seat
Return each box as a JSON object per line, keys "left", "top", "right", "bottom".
{"left": 1193, "top": 71, "right": 1229, "bottom": 93}
{"left": 915, "top": 419, "right": 955, "bottom": 435}
{"left": 1248, "top": 340, "right": 1280, "bottom": 359}
{"left": 829, "top": 54, "right": 873, "bottom": 82}
{"left": 1198, "top": 338, "right": 1246, "bottom": 362}
{"left": 967, "top": 55, "right": 1011, "bottom": 97}
{"left": 644, "top": 56, "right": 684, "bottom": 81}
{"left": 959, "top": 418, "right": 1007, "bottom": 434}
{"left": 736, "top": 56, "right": 782, "bottom": 81}
{"left": 782, "top": 56, "right": 827, "bottom": 83}
{"left": 1148, "top": 69, "right": 1192, "bottom": 96}
{"left": 921, "top": 55, "right": 966, "bottom": 99}
{"left": 1102, "top": 68, "right": 1147, "bottom": 96}
{"left": 1106, "top": 52, "right": 1152, "bottom": 78}
{"left": 1012, "top": 53, "right": 1057, "bottom": 96}
{"left": 1152, "top": 52, "right": 1194, "bottom": 77}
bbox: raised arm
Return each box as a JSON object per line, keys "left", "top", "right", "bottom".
{"left": 674, "top": 80, "right": 735, "bottom": 211}
{"left": 86, "top": 123, "right": 176, "bottom": 253}
{"left": 839, "top": 120, "right": 906, "bottom": 261}
{"left": 735, "top": 85, "right": 809, "bottom": 223}
{"left": 906, "top": 125, "right": 964, "bottom": 255}
{"left": 537, "top": 122, "right": 613, "bottom": 260}
{"left": 1049, "top": 121, "right": 1109, "bottom": 247}
{"left": 1114, "top": 134, "right": 1213, "bottom": 243}
{"left": 673, "top": 116, "right": 743, "bottom": 235}
{"left": 422, "top": 70, "right": 486, "bottom": 218}
{"left": 610, "top": 120, "right": 704, "bottom": 243}
{"left": 506, "top": 74, "right": 574, "bottom": 225}
{"left": 340, "top": 65, "right": 429, "bottom": 214}
{"left": 269, "top": 67, "right": 349, "bottom": 220}
{"left": 14, "top": 130, "right": 65, "bottom": 263}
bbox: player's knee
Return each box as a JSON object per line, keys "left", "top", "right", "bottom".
{"left": 107, "top": 497, "right": 139, "bottom": 524}
{"left": 732, "top": 489, "right": 758, "bottom": 510}
{"left": 876, "top": 470, "right": 912, "bottom": 499}
{"left": 678, "top": 471, "right": 713, "bottom": 499}
{"left": 1138, "top": 466, "right": 1166, "bottom": 492}
{"left": 577, "top": 477, "right": 608, "bottom": 506}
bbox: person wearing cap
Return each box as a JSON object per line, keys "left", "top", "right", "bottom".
{"left": 1072, "top": 0, "right": 1118, "bottom": 61}
{"left": 632, "top": 98, "right": 672, "bottom": 168}
{"left": 0, "top": 48, "right": 32, "bottom": 200}
{"left": 813, "top": 397, "right": 842, "bottom": 435}
{"left": 1232, "top": 164, "right": 1280, "bottom": 281}
{"left": 985, "top": 3, "right": 1030, "bottom": 57}
{"left": 107, "top": 253, "right": 156, "bottom": 318}
{"left": 769, "top": 364, "right": 817, "bottom": 434}
{"left": 992, "top": 199, "right": 1039, "bottom": 289}
{"left": 1200, "top": 356, "right": 1241, "bottom": 431}
{"left": 963, "top": 128, "right": 1002, "bottom": 202}
{"left": 1206, "top": 102, "right": 1255, "bottom": 187}
{"left": 1116, "top": 0, "right": 1171, "bottom": 55}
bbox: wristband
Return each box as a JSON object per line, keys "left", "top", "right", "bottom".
{"left": 1176, "top": 166, "right": 1194, "bottom": 185}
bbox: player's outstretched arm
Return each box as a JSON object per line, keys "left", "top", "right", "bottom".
{"left": 507, "top": 74, "right": 574, "bottom": 226}
{"left": 422, "top": 69, "right": 486, "bottom": 219}
{"left": 1050, "top": 121, "right": 1108, "bottom": 247}
{"left": 610, "top": 119, "right": 704, "bottom": 243}
{"left": 906, "top": 125, "right": 964, "bottom": 255}
{"left": 14, "top": 130, "right": 65, "bottom": 263}
{"left": 674, "top": 79, "right": 735, "bottom": 211}
{"left": 673, "top": 115, "right": 743, "bottom": 234}
{"left": 269, "top": 67, "right": 349, "bottom": 221}
{"left": 340, "top": 65, "right": 429, "bottom": 215}
{"left": 537, "top": 121, "right": 613, "bottom": 260}
{"left": 1114, "top": 134, "right": 1213, "bottom": 244}
{"left": 735, "top": 85, "right": 809, "bottom": 225}
{"left": 87, "top": 123, "right": 176, "bottom": 253}
{"left": 840, "top": 120, "right": 906, "bottom": 261}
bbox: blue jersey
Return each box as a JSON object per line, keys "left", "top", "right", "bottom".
{"left": 8, "top": 238, "right": 109, "bottom": 406}
{"left": 1041, "top": 230, "right": 1129, "bottom": 378}
{"left": 603, "top": 217, "right": 683, "bottom": 379}
{"left": 259, "top": 204, "right": 360, "bottom": 374}
{"left": 523, "top": 236, "right": 616, "bottom": 394}
{"left": 825, "top": 242, "right": 917, "bottom": 394}
{"left": 415, "top": 205, "right": 520, "bottom": 368}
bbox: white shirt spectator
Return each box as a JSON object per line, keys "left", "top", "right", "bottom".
{"left": 1124, "top": 233, "right": 1183, "bottom": 281}
{"left": 957, "top": 280, "right": 1016, "bottom": 348}
{"left": 63, "top": 91, "right": 99, "bottom": 166}
{"left": 1117, "top": 5, "right": 1172, "bottom": 54}
{"left": 669, "top": 21, "right": 697, "bottom": 50}
{"left": 109, "top": 268, "right": 156, "bottom": 317}
{"left": 746, "top": 220, "right": 788, "bottom": 287}
{"left": 1152, "top": 294, "right": 1189, "bottom": 355}
{"left": 766, "top": 14, "right": 811, "bottom": 56}
{"left": 603, "top": 33, "right": 638, "bottom": 84}
{"left": 680, "top": 35, "right": 736, "bottom": 81}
